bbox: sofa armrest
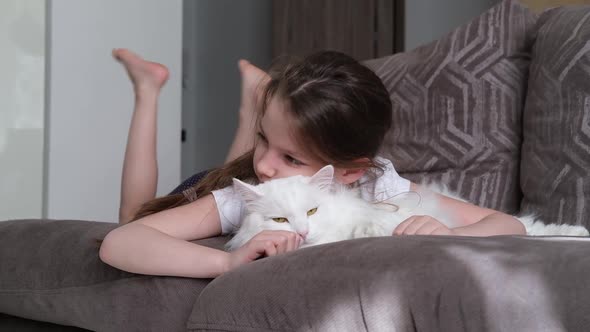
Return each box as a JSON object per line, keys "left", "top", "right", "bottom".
{"left": 189, "top": 235, "right": 590, "bottom": 331}
{"left": 0, "top": 219, "right": 229, "bottom": 332}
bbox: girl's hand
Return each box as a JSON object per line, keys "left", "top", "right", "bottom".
{"left": 393, "top": 215, "right": 454, "bottom": 236}
{"left": 224, "top": 230, "right": 303, "bottom": 273}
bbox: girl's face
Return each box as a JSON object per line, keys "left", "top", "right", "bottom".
{"left": 253, "top": 97, "right": 325, "bottom": 182}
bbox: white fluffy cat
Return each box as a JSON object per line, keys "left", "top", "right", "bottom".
{"left": 225, "top": 166, "right": 589, "bottom": 251}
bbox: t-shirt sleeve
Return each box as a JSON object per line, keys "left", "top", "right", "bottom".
{"left": 211, "top": 186, "right": 244, "bottom": 235}
{"left": 360, "top": 156, "right": 411, "bottom": 203}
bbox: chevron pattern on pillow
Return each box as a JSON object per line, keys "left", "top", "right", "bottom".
{"left": 364, "top": 0, "right": 538, "bottom": 213}
{"left": 520, "top": 5, "right": 590, "bottom": 227}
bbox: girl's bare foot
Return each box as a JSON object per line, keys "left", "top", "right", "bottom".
{"left": 238, "top": 59, "right": 270, "bottom": 118}
{"left": 113, "top": 48, "right": 169, "bottom": 95}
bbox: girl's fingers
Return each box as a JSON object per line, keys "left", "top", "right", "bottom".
{"left": 262, "top": 240, "right": 278, "bottom": 257}
{"left": 397, "top": 216, "right": 428, "bottom": 235}
{"left": 254, "top": 231, "right": 300, "bottom": 254}
{"left": 414, "top": 221, "right": 441, "bottom": 235}
{"left": 402, "top": 217, "right": 430, "bottom": 235}
{"left": 430, "top": 227, "right": 453, "bottom": 236}
{"left": 276, "top": 236, "right": 289, "bottom": 254}
{"left": 286, "top": 233, "right": 297, "bottom": 251}
{"left": 268, "top": 231, "right": 302, "bottom": 252}
{"left": 393, "top": 216, "right": 416, "bottom": 235}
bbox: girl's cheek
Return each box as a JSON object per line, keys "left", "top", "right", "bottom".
{"left": 253, "top": 144, "right": 265, "bottom": 165}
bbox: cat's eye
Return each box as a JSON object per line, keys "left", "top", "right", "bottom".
{"left": 272, "top": 217, "right": 289, "bottom": 223}
{"left": 307, "top": 207, "right": 318, "bottom": 216}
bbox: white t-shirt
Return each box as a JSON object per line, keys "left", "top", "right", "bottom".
{"left": 211, "top": 156, "right": 411, "bottom": 234}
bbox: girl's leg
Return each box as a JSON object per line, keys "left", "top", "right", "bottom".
{"left": 113, "top": 48, "right": 169, "bottom": 224}
{"left": 224, "top": 60, "right": 270, "bottom": 164}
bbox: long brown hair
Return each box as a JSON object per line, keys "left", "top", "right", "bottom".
{"left": 131, "top": 50, "right": 393, "bottom": 221}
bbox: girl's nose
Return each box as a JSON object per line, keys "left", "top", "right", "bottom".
{"left": 255, "top": 153, "right": 277, "bottom": 180}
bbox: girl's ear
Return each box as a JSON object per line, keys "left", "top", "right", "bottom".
{"left": 309, "top": 165, "right": 334, "bottom": 191}
{"left": 334, "top": 157, "right": 370, "bottom": 185}
{"left": 335, "top": 167, "right": 366, "bottom": 184}
{"left": 232, "top": 178, "right": 263, "bottom": 203}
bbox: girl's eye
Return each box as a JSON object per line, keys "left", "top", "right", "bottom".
{"left": 285, "top": 155, "right": 304, "bottom": 166}
{"left": 272, "top": 217, "right": 289, "bottom": 223}
{"left": 307, "top": 207, "right": 318, "bottom": 216}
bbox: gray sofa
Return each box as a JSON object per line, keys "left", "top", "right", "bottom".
{"left": 2, "top": 1, "right": 590, "bottom": 331}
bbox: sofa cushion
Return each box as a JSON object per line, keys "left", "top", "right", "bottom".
{"left": 0, "top": 219, "right": 229, "bottom": 332}
{"left": 188, "top": 235, "right": 590, "bottom": 331}
{"left": 519, "top": 5, "right": 590, "bottom": 227}
{"left": 363, "top": 0, "right": 537, "bottom": 213}
{"left": 0, "top": 312, "right": 90, "bottom": 331}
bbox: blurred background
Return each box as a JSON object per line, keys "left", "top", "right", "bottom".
{"left": 0, "top": 0, "right": 584, "bottom": 222}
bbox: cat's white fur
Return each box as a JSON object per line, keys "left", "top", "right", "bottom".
{"left": 226, "top": 166, "right": 589, "bottom": 251}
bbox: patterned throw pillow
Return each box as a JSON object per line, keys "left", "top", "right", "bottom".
{"left": 519, "top": 6, "right": 590, "bottom": 227}
{"left": 364, "top": 0, "right": 537, "bottom": 213}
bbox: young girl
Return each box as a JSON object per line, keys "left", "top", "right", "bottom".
{"left": 99, "top": 49, "right": 526, "bottom": 279}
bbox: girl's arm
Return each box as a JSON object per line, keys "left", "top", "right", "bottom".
{"left": 430, "top": 184, "right": 525, "bottom": 234}
{"left": 100, "top": 194, "right": 301, "bottom": 278}
{"left": 408, "top": 183, "right": 526, "bottom": 236}
{"left": 101, "top": 194, "right": 227, "bottom": 278}
{"left": 451, "top": 212, "right": 526, "bottom": 236}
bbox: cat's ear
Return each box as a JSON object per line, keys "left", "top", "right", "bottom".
{"left": 309, "top": 165, "right": 334, "bottom": 191}
{"left": 232, "top": 178, "right": 263, "bottom": 203}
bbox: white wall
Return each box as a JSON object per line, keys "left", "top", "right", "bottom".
{"left": 182, "top": 0, "right": 272, "bottom": 178}
{"left": 46, "top": 0, "right": 182, "bottom": 222}
{"left": 405, "top": 0, "right": 500, "bottom": 50}
{"left": 0, "top": 0, "right": 45, "bottom": 220}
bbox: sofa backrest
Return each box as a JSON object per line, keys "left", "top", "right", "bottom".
{"left": 520, "top": 5, "right": 590, "bottom": 227}
{"left": 364, "top": 0, "right": 538, "bottom": 214}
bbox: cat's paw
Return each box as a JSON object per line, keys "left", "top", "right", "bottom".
{"left": 351, "top": 223, "right": 387, "bottom": 238}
